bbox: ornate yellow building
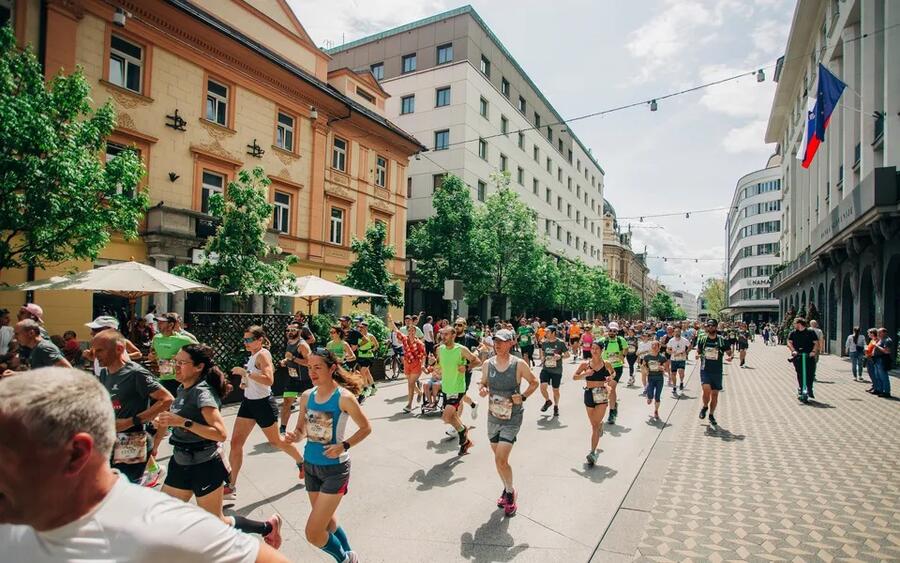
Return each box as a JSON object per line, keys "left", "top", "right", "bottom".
{"left": 601, "top": 200, "right": 660, "bottom": 315}
{"left": 0, "top": 0, "right": 423, "bottom": 336}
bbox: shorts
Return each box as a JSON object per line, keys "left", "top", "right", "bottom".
{"left": 700, "top": 370, "right": 723, "bottom": 391}
{"left": 356, "top": 357, "right": 373, "bottom": 368}
{"left": 425, "top": 341, "right": 435, "bottom": 356}
{"left": 647, "top": 376, "right": 664, "bottom": 402}
{"left": 539, "top": 369, "right": 562, "bottom": 388}
{"left": 613, "top": 365, "right": 623, "bottom": 382}
{"left": 425, "top": 378, "right": 441, "bottom": 387}
{"left": 304, "top": 460, "right": 351, "bottom": 495}
{"left": 283, "top": 372, "right": 309, "bottom": 397}
{"left": 487, "top": 419, "right": 522, "bottom": 444}
{"left": 583, "top": 386, "right": 609, "bottom": 408}
{"left": 465, "top": 370, "right": 472, "bottom": 389}
{"left": 671, "top": 360, "right": 686, "bottom": 371}
{"left": 160, "top": 378, "right": 180, "bottom": 397}
{"left": 444, "top": 393, "right": 465, "bottom": 409}
{"left": 582, "top": 350, "right": 592, "bottom": 360}
{"left": 521, "top": 344, "right": 535, "bottom": 357}
{"left": 570, "top": 336, "right": 580, "bottom": 345}
{"left": 738, "top": 342, "right": 749, "bottom": 350}
{"left": 237, "top": 395, "right": 278, "bottom": 428}
{"left": 164, "top": 455, "right": 229, "bottom": 497}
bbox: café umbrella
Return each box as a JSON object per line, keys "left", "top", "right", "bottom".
{"left": 273, "top": 275, "right": 382, "bottom": 314}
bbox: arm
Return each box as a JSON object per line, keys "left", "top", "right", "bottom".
{"left": 54, "top": 356, "right": 73, "bottom": 368}
{"left": 117, "top": 387, "right": 173, "bottom": 432}
{"left": 248, "top": 350, "right": 275, "bottom": 386}
{"left": 294, "top": 340, "right": 312, "bottom": 367}
{"left": 342, "top": 341, "right": 356, "bottom": 362}
{"left": 573, "top": 362, "right": 589, "bottom": 380}
{"left": 478, "top": 361, "right": 489, "bottom": 397}
{"left": 324, "top": 392, "right": 372, "bottom": 458}
{"left": 125, "top": 339, "right": 142, "bottom": 360}
{"left": 285, "top": 392, "right": 310, "bottom": 442}
{"left": 516, "top": 360, "right": 538, "bottom": 402}
{"left": 156, "top": 406, "right": 228, "bottom": 443}
{"left": 461, "top": 346, "right": 482, "bottom": 369}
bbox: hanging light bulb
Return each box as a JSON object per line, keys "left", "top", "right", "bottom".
{"left": 649, "top": 99, "right": 658, "bottom": 111}
{"left": 639, "top": 216, "right": 644, "bottom": 222}
{"left": 756, "top": 69, "right": 765, "bottom": 82}
{"left": 685, "top": 212, "right": 690, "bottom": 219}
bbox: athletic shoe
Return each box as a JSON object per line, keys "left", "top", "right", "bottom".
{"left": 672, "top": 389, "right": 679, "bottom": 398}
{"left": 141, "top": 465, "right": 163, "bottom": 488}
{"left": 679, "top": 382, "right": 684, "bottom": 391}
{"left": 607, "top": 409, "right": 617, "bottom": 424}
{"left": 540, "top": 399, "right": 552, "bottom": 412}
{"left": 878, "top": 392, "right": 892, "bottom": 398}
{"left": 553, "top": 406, "right": 559, "bottom": 417}
{"left": 223, "top": 485, "right": 237, "bottom": 501}
{"left": 458, "top": 439, "right": 474, "bottom": 456}
{"left": 446, "top": 427, "right": 458, "bottom": 437}
{"left": 586, "top": 451, "right": 598, "bottom": 466}
{"left": 627, "top": 377, "right": 635, "bottom": 386}
{"left": 470, "top": 403, "right": 478, "bottom": 420}
{"left": 368, "top": 385, "right": 378, "bottom": 396}
{"left": 497, "top": 489, "right": 509, "bottom": 508}
{"left": 808, "top": 391, "right": 815, "bottom": 399}
{"left": 263, "top": 514, "right": 283, "bottom": 549}
{"left": 653, "top": 412, "right": 660, "bottom": 420}
{"left": 503, "top": 490, "right": 517, "bottom": 517}
{"left": 699, "top": 406, "right": 708, "bottom": 419}
{"left": 402, "top": 406, "right": 412, "bottom": 414}
{"left": 708, "top": 414, "right": 717, "bottom": 428}
{"left": 639, "top": 390, "right": 646, "bottom": 397}
{"left": 342, "top": 552, "right": 359, "bottom": 563}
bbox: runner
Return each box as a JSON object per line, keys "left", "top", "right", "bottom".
{"left": 326, "top": 325, "right": 356, "bottom": 368}
{"left": 736, "top": 323, "right": 750, "bottom": 368}
{"left": 601, "top": 322, "right": 628, "bottom": 424}
{"left": 666, "top": 326, "right": 691, "bottom": 397}
{"left": 226, "top": 326, "right": 304, "bottom": 500}
{"left": 641, "top": 341, "right": 668, "bottom": 420}
{"left": 477, "top": 329, "right": 538, "bottom": 517}
{"left": 538, "top": 325, "right": 568, "bottom": 418}
{"left": 278, "top": 323, "right": 314, "bottom": 434}
{"left": 786, "top": 317, "right": 819, "bottom": 402}
{"left": 436, "top": 325, "right": 482, "bottom": 455}
{"left": 695, "top": 319, "right": 732, "bottom": 429}
{"left": 82, "top": 316, "right": 143, "bottom": 376}
{"left": 156, "top": 343, "right": 284, "bottom": 549}
{"left": 387, "top": 313, "right": 426, "bottom": 414}
{"left": 590, "top": 318, "right": 606, "bottom": 342}
{"left": 150, "top": 312, "right": 196, "bottom": 397}
{"left": 453, "top": 318, "right": 482, "bottom": 419}
{"left": 568, "top": 320, "right": 582, "bottom": 361}
{"left": 285, "top": 348, "right": 371, "bottom": 563}
{"left": 624, "top": 326, "right": 639, "bottom": 383}
{"left": 579, "top": 329, "right": 594, "bottom": 360}
{"left": 355, "top": 321, "right": 379, "bottom": 398}
{"left": 516, "top": 318, "right": 536, "bottom": 367}
{"left": 3, "top": 319, "right": 71, "bottom": 373}
{"left": 635, "top": 331, "right": 654, "bottom": 396}
{"left": 573, "top": 340, "right": 614, "bottom": 466}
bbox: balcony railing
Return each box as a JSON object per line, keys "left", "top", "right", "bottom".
{"left": 769, "top": 248, "right": 811, "bottom": 289}
{"left": 874, "top": 112, "right": 884, "bottom": 144}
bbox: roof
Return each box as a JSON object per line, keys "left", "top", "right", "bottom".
{"left": 167, "top": 0, "right": 425, "bottom": 152}
{"left": 325, "top": 5, "right": 605, "bottom": 174}
{"left": 602, "top": 199, "right": 616, "bottom": 218}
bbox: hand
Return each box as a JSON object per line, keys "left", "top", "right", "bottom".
{"left": 478, "top": 385, "right": 489, "bottom": 398}
{"left": 324, "top": 443, "right": 346, "bottom": 458}
{"left": 511, "top": 394, "right": 523, "bottom": 405}
{"left": 285, "top": 428, "right": 304, "bottom": 443}
{"left": 791, "top": 351, "right": 798, "bottom": 357}
{"left": 279, "top": 359, "right": 287, "bottom": 368}
{"left": 457, "top": 365, "right": 465, "bottom": 374}
{"left": 231, "top": 366, "right": 247, "bottom": 376}
{"left": 156, "top": 411, "right": 186, "bottom": 428}
{"left": 1, "top": 369, "right": 15, "bottom": 378}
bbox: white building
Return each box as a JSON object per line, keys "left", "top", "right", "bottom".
{"left": 765, "top": 0, "right": 900, "bottom": 354}
{"left": 724, "top": 156, "right": 783, "bottom": 324}
{"left": 671, "top": 290, "right": 699, "bottom": 320}
{"left": 326, "top": 6, "right": 606, "bottom": 315}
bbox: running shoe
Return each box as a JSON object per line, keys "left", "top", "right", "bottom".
{"left": 653, "top": 412, "right": 660, "bottom": 420}
{"left": 627, "top": 377, "right": 635, "bottom": 386}
{"left": 607, "top": 409, "right": 617, "bottom": 424}
{"left": 699, "top": 406, "right": 708, "bottom": 419}
{"left": 540, "top": 399, "right": 552, "bottom": 412}
{"left": 369, "top": 384, "right": 378, "bottom": 396}
{"left": 458, "top": 438, "right": 474, "bottom": 456}
{"left": 708, "top": 414, "right": 717, "bottom": 428}
{"left": 808, "top": 391, "right": 815, "bottom": 399}
{"left": 503, "top": 490, "right": 517, "bottom": 517}
{"left": 553, "top": 406, "right": 559, "bottom": 417}
{"left": 223, "top": 484, "right": 237, "bottom": 501}
{"left": 639, "top": 390, "right": 646, "bottom": 397}
{"left": 679, "top": 382, "right": 684, "bottom": 391}
{"left": 402, "top": 406, "right": 412, "bottom": 414}
{"left": 445, "top": 427, "right": 458, "bottom": 437}
{"left": 263, "top": 514, "right": 283, "bottom": 549}
{"left": 470, "top": 403, "right": 478, "bottom": 420}
{"left": 586, "top": 451, "right": 598, "bottom": 466}
{"left": 497, "top": 489, "right": 509, "bottom": 508}
{"left": 141, "top": 465, "right": 163, "bottom": 488}
{"left": 672, "top": 388, "right": 679, "bottom": 399}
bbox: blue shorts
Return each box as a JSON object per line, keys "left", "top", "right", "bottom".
{"left": 700, "top": 370, "right": 723, "bottom": 391}
{"left": 646, "top": 376, "right": 664, "bottom": 402}
{"left": 670, "top": 360, "right": 686, "bottom": 371}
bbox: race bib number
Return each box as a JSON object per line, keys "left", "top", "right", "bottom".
{"left": 704, "top": 347, "right": 720, "bottom": 361}
{"left": 489, "top": 394, "right": 514, "bottom": 420}
{"left": 627, "top": 346, "right": 636, "bottom": 354}
{"left": 287, "top": 367, "right": 299, "bottom": 378}
{"left": 591, "top": 386, "right": 609, "bottom": 404}
{"left": 674, "top": 352, "right": 686, "bottom": 361}
{"left": 306, "top": 411, "right": 334, "bottom": 444}
{"left": 545, "top": 357, "right": 557, "bottom": 368}
{"left": 519, "top": 336, "right": 528, "bottom": 345}
{"left": 113, "top": 432, "right": 148, "bottom": 465}
{"left": 158, "top": 359, "right": 175, "bottom": 377}
{"left": 608, "top": 352, "right": 623, "bottom": 364}
{"left": 647, "top": 360, "right": 661, "bottom": 372}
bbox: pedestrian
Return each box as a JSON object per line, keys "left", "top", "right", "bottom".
{"left": 696, "top": 319, "right": 732, "bottom": 429}
{"left": 286, "top": 348, "right": 371, "bottom": 563}
{"left": 787, "top": 318, "right": 819, "bottom": 402}
{"left": 845, "top": 327, "right": 866, "bottom": 381}
{"left": 864, "top": 328, "right": 878, "bottom": 391}
{"left": 641, "top": 341, "right": 668, "bottom": 419}
{"left": 355, "top": 321, "right": 379, "bottom": 397}
{"left": 871, "top": 328, "right": 893, "bottom": 398}
{"left": 388, "top": 313, "right": 426, "bottom": 414}
{"left": 602, "top": 322, "right": 628, "bottom": 424}
{"left": 423, "top": 315, "right": 435, "bottom": 357}
{"left": 666, "top": 326, "right": 691, "bottom": 396}
{"left": 573, "top": 340, "right": 614, "bottom": 466}
{"left": 436, "top": 325, "right": 482, "bottom": 454}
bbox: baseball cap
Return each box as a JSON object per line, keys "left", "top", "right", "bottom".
{"left": 608, "top": 321, "right": 620, "bottom": 331}
{"left": 86, "top": 315, "right": 119, "bottom": 330}
{"left": 21, "top": 303, "right": 44, "bottom": 321}
{"left": 706, "top": 319, "right": 718, "bottom": 327}
{"left": 358, "top": 320, "right": 368, "bottom": 327}
{"left": 547, "top": 325, "right": 558, "bottom": 332}
{"left": 339, "top": 315, "right": 351, "bottom": 322}
{"left": 494, "top": 329, "right": 515, "bottom": 342}
{"left": 155, "top": 312, "right": 179, "bottom": 324}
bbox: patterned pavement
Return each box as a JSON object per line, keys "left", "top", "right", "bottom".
{"left": 633, "top": 341, "right": 900, "bottom": 562}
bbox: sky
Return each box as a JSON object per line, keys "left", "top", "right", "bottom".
{"left": 291, "top": 0, "right": 793, "bottom": 299}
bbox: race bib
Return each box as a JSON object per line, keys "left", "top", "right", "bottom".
{"left": 519, "top": 336, "right": 528, "bottom": 345}
{"left": 608, "top": 352, "right": 623, "bottom": 364}
{"left": 288, "top": 367, "right": 299, "bottom": 378}
{"left": 627, "top": 346, "right": 636, "bottom": 354}
{"left": 674, "top": 352, "right": 686, "bottom": 361}
{"left": 647, "top": 360, "right": 661, "bottom": 372}
{"left": 704, "top": 347, "right": 720, "bottom": 361}
{"left": 545, "top": 357, "right": 557, "bottom": 368}
{"left": 306, "top": 411, "right": 334, "bottom": 444}
{"left": 113, "top": 432, "right": 148, "bottom": 465}
{"left": 489, "top": 394, "right": 514, "bottom": 420}
{"left": 591, "top": 386, "right": 609, "bottom": 404}
{"left": 158, "top": 359, "right": 175, "bottom": 377}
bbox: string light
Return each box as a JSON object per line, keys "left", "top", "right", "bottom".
{"left": 649, "top": 99, "right": 658, "bottom": 112}
{"left": 618, "top": 206, "right": 733, "bottom": 220}
{"left": 756, "top": 69, "right": 765, "bottom": 82}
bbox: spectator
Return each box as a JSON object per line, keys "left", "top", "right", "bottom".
{"left": 61, "top": 331, "right": 82, "bottom": 366}
{"left": 144, "top": 304, "right": 158, "bottom": 333}
{"left": 871, "top": 328, "right": 893, "bottom": 398}
{"left": 129, "top": 317, "right": 154, "bottom": 356}
{"left": 845, "top": 327, "right": 866, "bottom": 381}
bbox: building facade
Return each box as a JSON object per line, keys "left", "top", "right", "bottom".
{"left": 0, "top": 0, "right": 422, "bottom": 337}
{"left": 325, "top": 6, "right": 606, "bottom": 315}
{"left": 765, "top": 0, "right": 899, "bottom": 355}
{"left": 671, "top": 290, "right": 699, "bottom": 320}
{"left": 600, "top": 201, "right": 659, "bottom": 314}
{"left": 724, "top": 155, "right": 783, "bottom": 324}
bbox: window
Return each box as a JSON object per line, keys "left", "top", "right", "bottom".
{"left": 432, "top": 174, "right": 444, "bottom": 193}
{"left": 545, "top": 188, "right": 551, "bottom": 204}
{"left": 401, "top": 95, "right": 415, "bottom": 115}
{"left": 534, "top": 113, "right": 541, "bottom": 128}
{"left": 205, "top": 79, "right": 229, "bottom": 126}
{"left": 480, "top": 55, "right": 491, "bottom": 77}
{"left": 201, "top": 170, "right": 224, "bottom": 214}
{"left": 276, "top": 111, "right": 294, "bottom": 151}
{"left": 501, "top": 77, "right": 510, "bottom": 98}
{"left": 478, "top": 138, "right": 487, "bottom": 160}
{"left": 332, "top": 137, "right": 347, "bottom": 171}
{"left": 0, "top": 0, "right": 13, "bottom": 28}
{"left": 546, "top": 126, "right": 552, "bottom": 142}
{"left": 567, "top": 232, "right": 572, "bottom": 246}
{"left": 273, "top": 192, "right": 290, "bottom": 234}
{"left": 567, "top": 177, "right": 572, "bottom": 190}
{"left": 375, "top": 155, "right": 387, "bottom": 188}
{"left": 401, "top": 53, "right": 416, "bottom": 74}
{"left": 109, "top": 35, "right": 143, "bottom": 93}
{"left": 477, "top": 180, "right": 486, "bottom": 202}
{"left": 356, "top": 86, "right": 375, "bottom": 104}
{"left": 518, "top": 96, "right": 526, "bottom": 113}
{"left": 557, "top": 167, "right": 562, "bottom": 182}
{"left": 105, "top": 142, "right": 137, "bottom": 197}
{"left": 577, "top": 159, "right": 581, "bottom": 171}
{"left": 557, "top": 196, "right": 562, "bottom": 211}
{"left": 576, "top": 185, "right": 581, "bottom": 198}
{"left": 546, "top": 157, "right": 552, "bottom": 172}
{"left": 533, "top": 146, "right": 539, "bottom": 162}
{"left": 407, "top": 177, "right": 412, "bottom": 198}
{"left": 479, "top": 97, "right": 489, "bottom": 119}
{"left": 558, "top": 139, "right": 563, "bottom": 153}
{"left": 436, "top": 43, "right": 453, "bottom": 64}
{"left": 435, "top": 87, "right": 451, "bottom": 107}
{"left": 501, "top": 115, "right": 508, "bottom": 135}
{"left": 329, "top": 207, "right": 345, "bottom": 245}
{"left": 370, "top": 62, "right": 384, "bottom": 80}
{"left": 567, "top": 203, "right": 572, "bottom": 218}
{"left": 568, "top": 149, "right": 573, "bottom": 163}
{"left": 517, "top": 132, "right": 524, "bottom": 149}
{"left": 533, "top": 178, "right": 539, "bottom": 195}
{"left": 545, "top": 219, "right": 551, "bottom": 235}
{"left": 434, "top": 130, "right": 450, "bottom": 151}
{"left": 556, "top": 225, "right": 561, "bottom": 240}
{"left": 499, "top": 154, "right": 507, "bottom": 172}
{"left": 517, "top": 167, "right": 524, "bottom": 185}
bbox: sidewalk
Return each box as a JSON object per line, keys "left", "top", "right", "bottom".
{"left": 622, "top": 342, "right": 900, "bottom": 561}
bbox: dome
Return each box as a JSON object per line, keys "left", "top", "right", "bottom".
{"left": 603, "top": 199, "right": 616, "bottom": 218}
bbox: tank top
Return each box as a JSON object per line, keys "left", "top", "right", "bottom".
{"left": 243, "top": 349, "right": 272, "bottom": 400}
{"left": 585, "top": 360, "right": 611, "bottom": 382}
{"left": 438, "top": 344, "right": 466, "bottom": 395}
{"left": 602, "top": 336, "right": 626, "bottom": 368}
{"left": 357, "top": 335, "right": 375, "bottom": 358}
{"left": 326, "top": 339, "right": 346, "bottom": 360}
{"left": 304, "top": 386, "right": 349, "bottom": 466}
{"left": 486, "top": 356, "right": 523, "bottom": 422}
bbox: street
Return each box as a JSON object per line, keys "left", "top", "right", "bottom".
{"left": 155, "top": 341, "right": 900, "bottom": 562}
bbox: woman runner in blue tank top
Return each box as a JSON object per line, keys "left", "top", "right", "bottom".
{"left": 286, "top": 348, "right": 371, "bottom": 563}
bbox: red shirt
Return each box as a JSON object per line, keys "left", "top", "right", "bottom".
{"left": 398, "top": 332, "right": 425, "bottom": 370}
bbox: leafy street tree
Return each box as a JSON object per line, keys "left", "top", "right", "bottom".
{"left": 673, "top": 305, "right": 688, "bottom": 320}
{"left": 508, "top": 248, "right": 560, "bottom": 313}
{"left": 700, "top": 277, "right": 727, "bottom": 320}
{"left": 587, "top": 267, "right": 613, "bottom": 315}
{"left": 555, "top": 258, "right": 593, "bottom": 317}
{"left": 0, "top": 26, "right": 147, "bottom": 277}
{"left": 173, "top": 167, "right": 297, "bottom": 304}
{"left": 611, "top": 281, "right": 642, "bottom": 318}
{"left": 340, "top": 221, "right": 403, "bottom": 310}
{"left": 650, "top": 291, "right": 677, "bottom": 320}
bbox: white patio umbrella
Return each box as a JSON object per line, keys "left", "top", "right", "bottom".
{"left": 274, "top": 275, "right": 382, "bottom": 313}
{"left": 3, "top": 261, "right": 213, "bottom": 305}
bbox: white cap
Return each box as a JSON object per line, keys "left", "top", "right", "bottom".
{"left": 494, "top": 329, "right": 515, "bottom": 342}
{"left": 607, "top": 321, "right": 621, "bottom": 331}
{"left": 86, "top": 315, "right": 119, "bottom": 330}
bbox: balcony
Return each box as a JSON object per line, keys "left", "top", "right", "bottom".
{"left": 874, "top": 112, "right": 884, "bottom": 145}
{"left": 769, "top": 248, "right": 810, "bottom": 290}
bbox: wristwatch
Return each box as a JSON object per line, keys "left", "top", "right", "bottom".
{"left": 131, "top": 415, "right": 142, "bottom": 428}
{"left": 183, "top": 419, "right": 194, "bottom": 428}
{"left": 342, "top": 440, "right": 351, "bottom": 451}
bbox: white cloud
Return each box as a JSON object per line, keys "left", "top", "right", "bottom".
{"left": 631, "top": 225, "right": 726, "bottom": 297}
{"left": 723, "top": 119, "right": 772, "bottom": 154}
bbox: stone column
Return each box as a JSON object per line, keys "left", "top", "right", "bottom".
{"left": 251, "top": 295, "right": 264, "bottom": 314}
{"left": 150, "top": 255, "right": 173, "bottom": 312}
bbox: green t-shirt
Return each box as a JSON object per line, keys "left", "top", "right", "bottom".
{"left": 517, "top": 326, "right": 534, "bottom": 347}
{"left": 152, "top": 333, "right": 195, "bottom": 380}
{"left": 438, "top": 344, "right": 466, "bottom": 395}
{"left": 601, "top": 336, "right": 628, "bottom": 368}
{"left": 400, "top": 326, "right": 425, "bottom": 339}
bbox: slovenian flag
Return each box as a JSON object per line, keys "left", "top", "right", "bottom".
{"left": 800, "top": 63, "right": 846, "bottom": 169}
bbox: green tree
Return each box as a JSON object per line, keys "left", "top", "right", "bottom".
{"left": 673, "top": 305, "right": 687, "bottom": 320}
{"left": 650, "top": 291, "right": 677, "bottom": 320}
{"left": 586, "top": 267, "right": 613, "bottom": 315}
{"left": 555, "top": 259, "right": 593, "bottom": 316}
{"left": 700, "top": 277, "right": 727, "bottom": 319}
{"left": 340, "top": 221, "right": 402, "bottom": 309}
{"left": 508, "top": 249, "right": 560, "bottom": 313}
{"left": 0, "top": 26, "right": 147, "bottom": 276}
{"left": 173, "top": 167, "right": 297, "bottom": 304}
{"left": 610, "top": 281, "right": 641, "bottom": 318}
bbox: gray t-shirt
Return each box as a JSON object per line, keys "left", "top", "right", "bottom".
{"left": 100, "top": 361, "right": 164, "bottom": 432}
{"left": 170, "top": 380, "right": 221, "bottom": 446}
{"left": 29, "top": 338, "right": 64, "bottom": 369}
{"left": 541, "top": 339, "right": 568, "bottom": 374}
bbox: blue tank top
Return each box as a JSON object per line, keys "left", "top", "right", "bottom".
{"left": 304, "top": 387, "right": 349, "bottom": 466}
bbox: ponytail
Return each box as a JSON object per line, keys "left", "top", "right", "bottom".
{"left": 311, "top": 347, "right": 364, "bottom": 396}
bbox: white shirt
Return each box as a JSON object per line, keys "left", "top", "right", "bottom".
{"left": 0, "top": 475, "right": 258, "bottom": 563}
{"left": 666, "top": 336, "right": 691, "bottom": 358}
{"left": 0, "top": 325, "right": 14, "bottom": 355}
{"left": 423, "top": 322, "right": 434, "bottom": 343}
{"left": 243, "top": 349, "right": 272, "bottom": 400}
{"left": 636, "top": 340, "right": 654, "bottom": 357}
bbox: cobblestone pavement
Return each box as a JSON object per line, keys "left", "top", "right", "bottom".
{"left": 632, "top": 341, "right": 900, "bottom": 562}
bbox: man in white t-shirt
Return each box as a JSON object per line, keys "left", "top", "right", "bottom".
{"left": 666, "top": 327, "right": 692, "bottom": 397}
{"left": 0, "top": 367, "right": 287, "bottom": 563}
{"left": 423, "top": 315, "right": 435, "bottom": 356}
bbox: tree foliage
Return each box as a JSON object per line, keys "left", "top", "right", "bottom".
{"left": 673, "top": 305, "right": 687, "bottom": 320}
{"left": 173, "top": 167, "right": 297, "bottom": 303}
{"left": 0, "top": 26, "right": 148, "bottom": 275}
{"left": 340, "top": 221, "right": 403, "bottom": 309}
{"left": 650, "top": 291, "right": 677, "bottom": 320}
{"left": 610, "top": 281, "right": 641, "bottom": 317}
{"left": 700, "top": 277, "right": 727, "bottom": 320}
{"left": 555, "top": 259, "right": 593, "bottom": 315}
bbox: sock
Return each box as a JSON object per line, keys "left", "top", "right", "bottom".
{"left": 457, "top": 426, "right": 467, "bottom": 444}
{"left": 232, "top": 515, "right": 272, "bottom": 536}
{"left": 320, "top": 532, "right": 347, "bottom": 562}
{"left": 332, "top": 526, "right": 351, "bottom": 552}
{"left": 146, "top": 459, "right": 158, "bottom": 473}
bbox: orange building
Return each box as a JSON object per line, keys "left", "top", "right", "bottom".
{"left": 0, "top": 0, "right": 423, "bottom": 336}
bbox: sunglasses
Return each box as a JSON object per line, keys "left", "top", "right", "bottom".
{"left": 242, "top": 337, "right": 257, "bottom": 344}
{"left": 454, "top": 323, "right": 465, "bottom": 327}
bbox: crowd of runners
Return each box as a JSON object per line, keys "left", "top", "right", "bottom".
{"left": 0, "top": 303, "right": 892, "bottom": 562}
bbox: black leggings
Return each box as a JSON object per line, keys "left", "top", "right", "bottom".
{"left": 626, "top": 354, "right": 637, "bottom": 376}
